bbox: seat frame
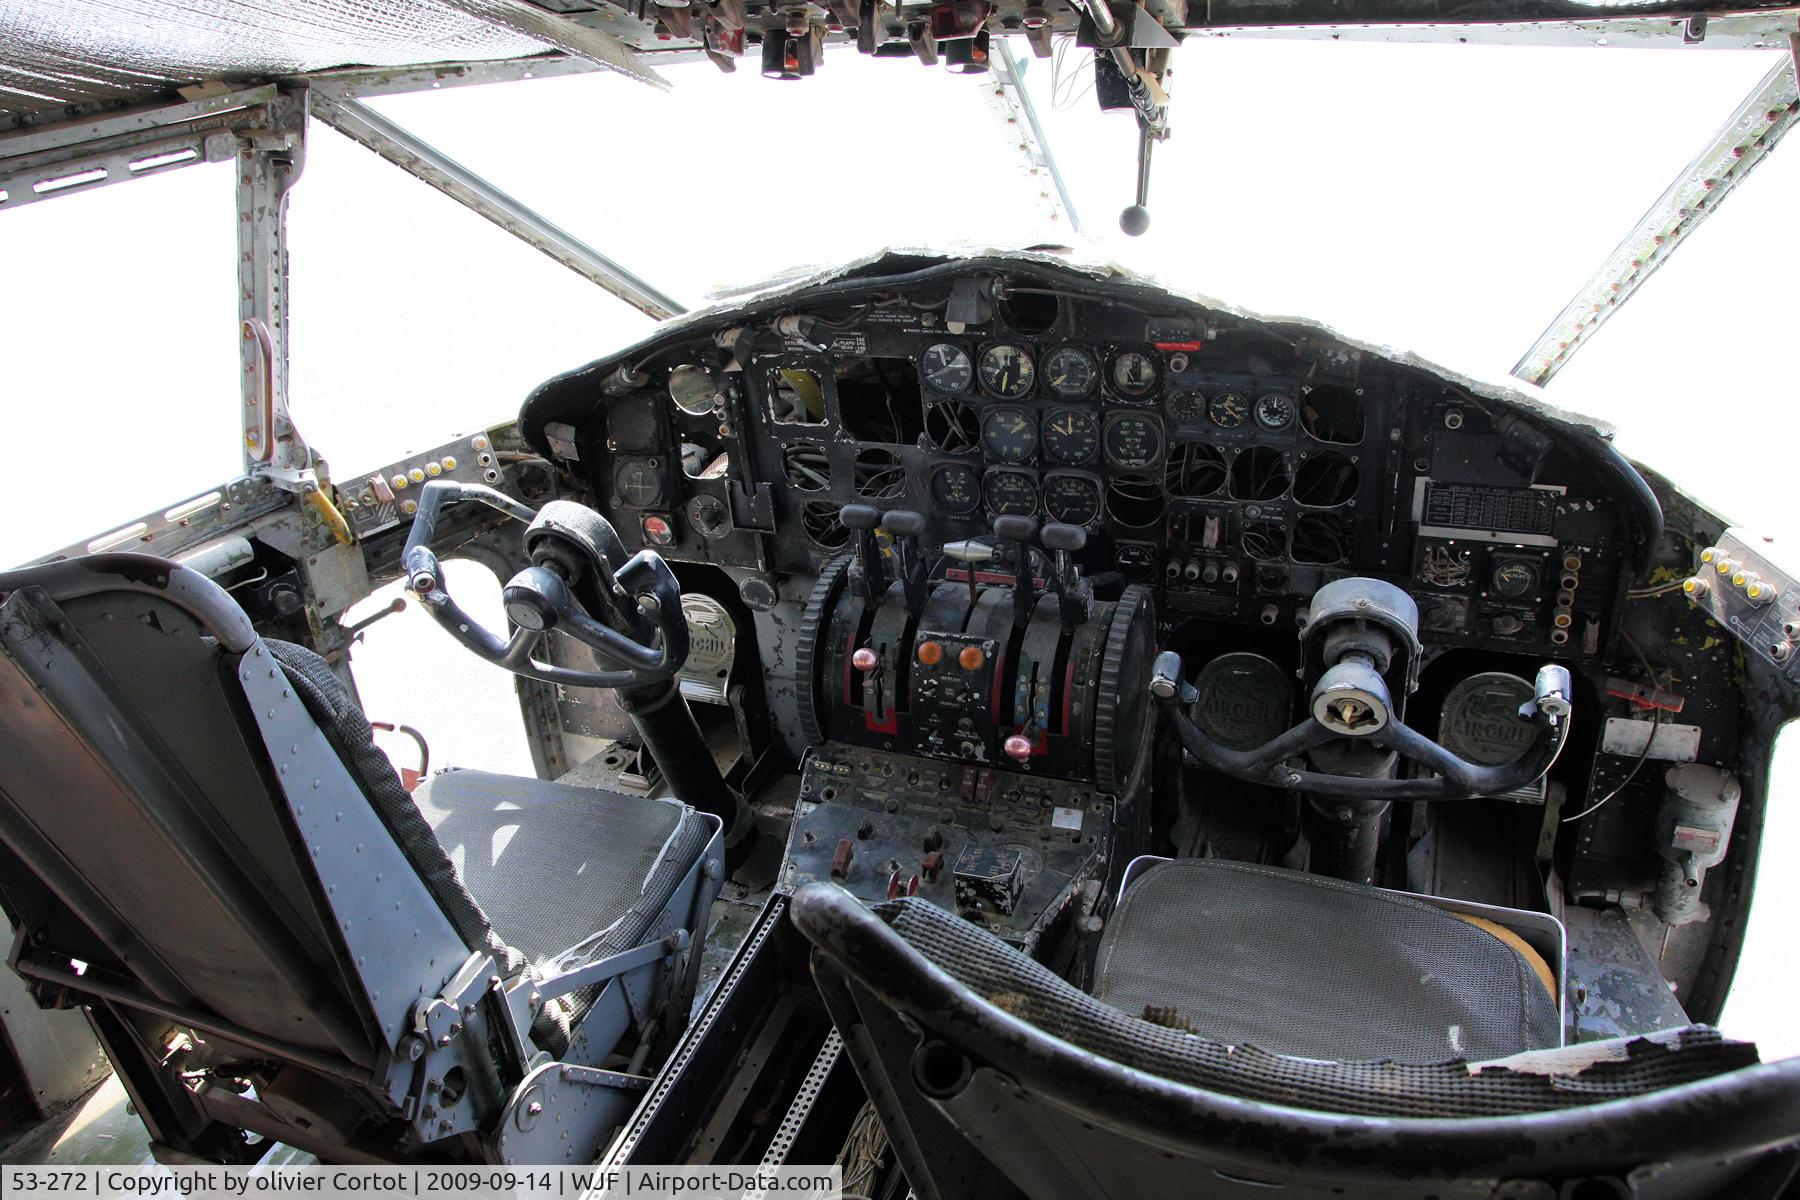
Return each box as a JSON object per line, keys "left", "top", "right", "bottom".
{"left": 792, "top": 883, "right": 1800, "bottom": 1199}
{"left": 0, "top": 556, "right": 722, "bottom": 1164}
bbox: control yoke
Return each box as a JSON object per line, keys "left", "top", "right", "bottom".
{"left": 1150, "top": 577, "right": 1573, "bottom": 801}
{"left": 402, "top": 481, "right": 688, "bottom": 690}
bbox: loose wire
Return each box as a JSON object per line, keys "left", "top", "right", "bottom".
{"left": 1561, "top": 630, "right": 1667, "bottom": 824}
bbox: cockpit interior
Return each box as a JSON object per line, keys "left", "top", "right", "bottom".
{"left": 4, "top": 247, "right": 1799, "bottom": 1196}
{"left": 5, "top": 2, "right": 1800, "bottom": 1193}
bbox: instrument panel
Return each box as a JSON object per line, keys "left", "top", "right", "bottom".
{"left": 521, "top": 256, "right": 1656, "bottom": 663}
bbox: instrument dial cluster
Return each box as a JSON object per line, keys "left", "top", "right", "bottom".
{"left": 913, "top": 340, "right": 1315, "bottom": 534}
{"left": 539, "top": 258, "right": 1641, "bottom": 667}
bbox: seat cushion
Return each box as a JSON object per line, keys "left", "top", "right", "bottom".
{"left": 1095, "top": 859, "right": 1561, "bottom": 1063}
{"left": 851, "top": 890, "right": 1755, "bottom": 1119}
{"left": 269, "top": 641, "right": 528, "bottom": 979}
{"left": 413, "top": 768, "right": 710, "bottom": 970}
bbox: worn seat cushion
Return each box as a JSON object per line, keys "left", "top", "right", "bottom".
{"left": 412, "top": 767, "right": 709, "bottom": 971}
{"left": 268, "top": 643, "right": 709, "bottom": 1046}
{"left": 1095, "top": 859, "right": 1561, "bottom": 1063}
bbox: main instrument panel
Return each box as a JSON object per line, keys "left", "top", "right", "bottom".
{"left": 522, "top": 255, "right": 1658, "bottom": 664}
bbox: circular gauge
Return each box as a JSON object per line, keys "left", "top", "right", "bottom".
{"left": 1043, "top": 474, "right": 1103, "bottom": 527}
{"left": 978, "top": 344, "right": 1036, "bottom": 399}
{"left": 1208, "top": 391, "right": 1249, "bottom": 429}
{"left": 921, "top": 343, "right": 973, "bottom": 394}
{"left": 984, "top": 469, "right": 1039, "bottom": 517}
{"left": 980, "top": 405, "right": 1039, "bottom": 463}
{"left": 1110, "top": 349, "right": 1159, "bottom": 398}
{"left": 1103, "top": 413, "right": 1165, "bottom": 469}
{"left": 668, "top": 364, "right": 717, "bottom": 415}
{"left": 1166, "top": 387, "right": 1207, "bottom": 422}
{"left": 1256, "top": 392, "right": 1297, "bottom": 431}
{"left": 1041, "top": 409, "right": 1100, "bottom": 465}
{"left": 930, "top": 462, "right": 982, "bottom": 515}
{"left": 1042, "top": 346, "right": 1099, "bottom": 400}
{"left": 1491, "top": 559, "right": 1539, "bottom": 599}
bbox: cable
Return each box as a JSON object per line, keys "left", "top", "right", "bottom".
{"left": 1628, "top": 578, "right": 1690, "bottom": 599}
{"left": 1561, "top": 630, "right": 1666, "bottom": 824}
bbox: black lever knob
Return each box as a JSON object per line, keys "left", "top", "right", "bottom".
{"left": 993, "top": 514, "right": 1038, "bottom": 543}
{"left": 882, "top": 509, "right": 926, "bottom": 538}
{"left": 840, "top": 504, "right": 883, "bottom": 531}
{"left": 1040, "top": 523, "right": 1087, "bottom": 553}
{"left": 882, "top": 510, "right": 928, "bottom": 615}
{"left": 992, "top": 516, "right": 1038, "bottom": 629}
{"left": 841, "top": 504, "right": 888, "bottom": 602}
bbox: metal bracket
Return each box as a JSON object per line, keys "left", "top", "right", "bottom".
{"left": 0, "top": 87, "right": 277, "bottom": 210}
{"left": 493, "top": 1060, "right": 650, "bottom": 1164}
{"left": 536, "top": 931, "right": 689, "bottom": 1006}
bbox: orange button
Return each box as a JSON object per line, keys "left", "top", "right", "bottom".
{"left": 917, "top": 640, "right": 943, "bottom": 666}
{"left": 959, "top": 645, "right": 985, "bottom": 670}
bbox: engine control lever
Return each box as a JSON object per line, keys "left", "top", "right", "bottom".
{"left": 840, "top": 503, "right": 889, "bottom": 603}
{"left": 881, "top": 509, "right": 929, "bottom": 615}
{"left": 993, "top": 514, "right": 1039, "bottom": 628}
{"left": 1040, "top": 522, "right": 1091, "bottom": 629}
{"left": 943, "top": 537, "right": 995, "bottom": 604}
{"left": 1149, "top": 651, "right": 1574, "bottom": 801}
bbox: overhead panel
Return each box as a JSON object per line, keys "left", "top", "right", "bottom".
{"left": 0, "top": 0, "right": 655, "bottom": 124}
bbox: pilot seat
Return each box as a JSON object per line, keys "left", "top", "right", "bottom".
{"left": 0, "top": 554, "right": 723, "bottom": 1164}
{"left": 793, "top": 861, "right": 1800, "bottom": 1198}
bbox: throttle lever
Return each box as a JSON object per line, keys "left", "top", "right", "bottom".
{"left": 881, "top": 509, "right": 928, "bottom": 615}
{"left": 841, "top": 504, "right": 889, "bottom": 603}
{"left": 1040, "top": 522, "right": 1091, "bottom": 629}
{"left": 993, "top": 514, "right": 1039, "bottom": 629}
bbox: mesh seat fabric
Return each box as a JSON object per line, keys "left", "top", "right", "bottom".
{"left": 268, "top": 641, "right": 707, "bottom": 1044}
{"left": 413, "top": 768, "right": 708, "bottom": 970}
{"left": 1093, "top": 859, "right": 1561, "bottom": 1063}
{"left": 873, "top": 895, "right": 1756, "bottom": 1119}
{"left": 268, "top": 641, "right": 527, "bottom": 979}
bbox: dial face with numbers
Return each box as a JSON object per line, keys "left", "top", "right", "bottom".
{"left": 1110, "top": 349, "right": 1159, "bottom": 397}
{"left": 921, "top": 343, "right": 973, "bottom": 393}
{"left": 1041, "top": 409, "right": 1100, "bottom": 465}
{"left": 930, "top": 462, "right": 982, "bottom": 515}
{"left": 984, "top": 469, "right": 1039, "bottom": 517}
{"left": 1042, "top": 346, "right": 1099, "bottom": 400}
{"left": 1209, "top": 391, "right": 1249, "bottom": 429}
{"left": 978, "top": 344, "right": 1035, "bottom": 399}
{"left": 1043, "top": 473, "right": 1103, "bottom": 526}
{"left": 980, "top": 405, "right": 1039, "bottom": 463}
{"left": 1256, "top": 392, "right": 1297, "bottom": 430}
{"left": 1103, "top": 413, "right": 1165, "bottom": 469}
{"left": 1166, "top": 387, "right": 1207, "bottom": 422}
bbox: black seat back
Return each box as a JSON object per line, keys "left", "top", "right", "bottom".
{"left": 0, "top": 557, "right": 542, "bottom": 1162}
{"left": 791, "top": 883, "right": 1800, "bottom": 1199}
{"left": 0, "top": 556, "right": 375, "bottom": 1059}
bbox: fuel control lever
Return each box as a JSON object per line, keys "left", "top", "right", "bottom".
{"left": 881, "top": 509, "right": 929, "bottom": 615}
{"left": 1040, "top": 521, "right": 1092, "bottom": 630}
{"left": 841, "top": 504, "right": 889, "bottom": 603}
{"left": 993, "top": 514, "right": 1039, "bottom": 629}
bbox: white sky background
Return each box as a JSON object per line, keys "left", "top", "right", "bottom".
{"left": 0, "top": 36, "right": 1795, "bottom": 1054}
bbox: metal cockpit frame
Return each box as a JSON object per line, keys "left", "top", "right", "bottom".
{"left": 0, "top": 1, "right": 1796, "bottom": 569}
